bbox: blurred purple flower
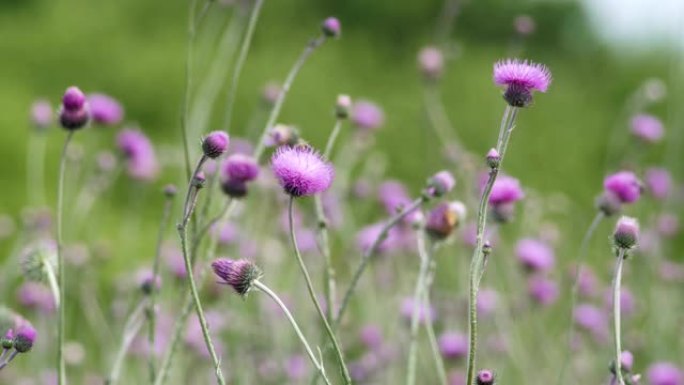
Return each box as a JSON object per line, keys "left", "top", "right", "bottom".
{"left": 631, "top": 114, "right": 664, "bottom": 143}
{"left": 515, "top": 238, "right": 555, "bottom": 272}
{"left": 88, "top": 93, "right": 124, "bottom": 126}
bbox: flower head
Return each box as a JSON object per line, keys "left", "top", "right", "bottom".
{"left": 631, "top": 114, "right": 664, "bottom": 143}
{"left": 30, "top": 99, "right": 53, "bottom": 130}
{"left": 321, "top": 17, "right": 341, "bottom": 38}
{"left": 476, "top": 369, "right": 495, "bottom": 385}
{"left": 427, "top": 170, "right": 456, "bottom": 197}
{"left": 527, "top": 275, "right": 559, "bottom": 306}
{"left": 438, "top": 331, "right": 468, "bottom": 360}
{"left": 647, "top": 362, "right": 683, "bottom": 385}
{"left": 59, "top": 86, "right": 90, "bottom": 130}
{"left": 614, "top": 216, "right": 639, "bottom": 250}
{"left": 604, "top": 171, "right": 642, "bottom": 204}
{"left": 336, "top": 94, "right": 352, "bottom": 119}
{"left": 515, "top": 238, "right": 555, "bottom": 272}
{"left": 222, "top": 154, "right": 259, "bottom": 183}
{"left": 271, "top": 145, "right": 334, "bottom": 197}
{"left": 116, "top": 128, "right": 159, "bottom": 181}
{"left": 88, "top": 93, "right": 124, "bottom": 126}
{"left": 202, "top": 131, "right": 230, "bottom": 159}
{"left": 488, "top": 175, "right": 524, "bottom": 205}
{"left": 418, "top": 46, "right": 444, "bottom": 80}
{"left": 13, "top": 323, "right": 37, "bottom": 353}
{"left": 425, "top": 201, "right": 466, "bottom": 240}
{"left": 352, "top": 100, "right": 384, "bottom": 131}
{"left": 211, "top": 258, "right": 262, "bottom": 297}
{"left": 645, "top": 167, "right": 671, "bottom": 200}
{"left": 494, "top": 59, "right": 551, "bottom": 107}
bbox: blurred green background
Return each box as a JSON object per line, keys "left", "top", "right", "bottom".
{"left": 0, "top": 0, "right": 682, "bottom": 382}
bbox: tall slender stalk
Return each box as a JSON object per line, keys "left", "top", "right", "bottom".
{"left": 288, "top": 197, "right": 351, "bottom": 384}
{"left": 465, "top": 105, "right": 518, "bottom": 385}
{"left": 105, "top": 299, "right": 149, "bottom": 385}
{"left": 315, "top": 118, "right": 343, "bottom": 321}
{"left": 423, "top": 249, "right": 448, "bottom": 385}
{"left": 336, "top": 196, "right": 427, "bottom": 326}
{"left": 253, "top": 280, "right": 332, "bottom": 385}
{"left": 147, "top": 194, "right": 175, "bottom": 383}
{"left": 556, "top": 211, "right": 605, "bottom": 385}
{"left": 177, "top": 157, "right": 226, "bottom": 385}
{"left": 43, "top": 257, "right": 60, "bottom": 309}
{"left": 407, "top": 227, "right": 432, "bottom": 385}
{"left": 612, "top": 249, "right": 627, "bottom": 385}
{"left": 222, "top": 0, "right": 265, "bottom": 131}
{"left": 253, "top": 35, "right": 327, "bottom": 160}
{"left": 56, "top": 130, "right": 74, "bottom": 385}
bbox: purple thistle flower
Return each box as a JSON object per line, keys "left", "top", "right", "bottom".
{"left": 438, "top": 331, "right": 468, "bottom": 360}
{"left": 59, "top": 86, "right": 90, "bottom": 130}
{"left": 400, "top": 297, "right": 436, "bottom": 324}
{"left": 631, "top": 114, "right": 664, "bottom": 143}
{"left": 657, "top": 213, "right": 679, "bottom": 238}
{"left": 647, "top": 362, "right": 683, "bottom": 385}
{"left": 88, "top": 93, "right": 124, "bottom": 126}
{"left": 515, "top": 238, "right": 555, "bottom": 272}
{"left": 476, "top": 369, "right": 495, "bottom": 385}
{"left": 352, "top": 100, "right": 385, "bottom": 131}
{"left": 477, "top": 288, "right": 499, "bottom": 318}
{"left": 425, "top": 201, "right": 466, "bottom": 240}
{"left": 116, "top": 128, "right": 159, "bottom": 181}
{"left": 30, "top": 99, "right": 53, "bottom": 129}
{"left": 488, "top": 175, "right": 525, "bottom": 205}
{"left": 568, "top": 264, "right": 600, "bottom": 298}
{"left": 449, "top": 370, "right": 467, "bottom": 385}
{"left": 603, "top": 287, "right": 636, "bottom": 316}
{"left": 13, "top": 322, "right": 37, "bottom": 353}
{"left": 493, "top": 59, "right": 551, "bottom": 107}
{"left": 645, "top": 167, "right": 672, "bottom": 201}
{"left": 321, "top": 17, "right": 341, "bottom": 38}
{"left": 356, "top": 222, "right": 403, "bottom": 255}
{"left": 285, "top": 355, "right": 308, "bottom": 381}
{"left": 211, "top": 258, "right": 262, "bottom": 297}
{"left": 427, "top": 170, "right": 456, "bottom": 197}
{"left": 527, "top": 275, "right": 559, "bottom": 306}
{"left": 136, "top": 268, "right": 161, "bottom": 294}
{"left": 202, "top": 130, "right": 230, "bottom": 159}
{"left": 271, "top": 145, "right": 334, "bottom": 197}
{"left": 418, "top": 46, "right": 444, "bottom": 80}
{"left": 378, "top": 180, "right": 411, "bottom": 213}
{"left": 574, "top": 303, "right": 609, "bottom": 339}
{"left": 222, "top": 154, "right": 260, "bottom": 183}
{"left": 614, "top": 216, "right": 639, "bottom": 249}
{"left": 17, "top": 282, "right": 55, "bottom": 313}
{"left": 359, "top": 324, "right": 383, "bottom": 350}
{"left": 604, "top": 171, "right": 642, "bottom": 204}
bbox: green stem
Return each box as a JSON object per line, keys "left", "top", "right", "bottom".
{"left": 253, "top": 35, "right": 327, "bottom": 160}
{"left": 465, "top": 105, "right": 518, "bottom": 385}
{"left": 556, "top": 211, "right": 604, "bottom": 385}
{"left": 315, "top": 118, "right": 343, "bottom": 322}
{"left": 0, "top": 350, "right": 19, "bottom": 371}
{"left": 422, "top": 250, "right": 448, "bottom": 385}
{"left": 335, "top": 196, "right": 427, "bottom": 327}
{"left": 222, "top": 0, "right": 265, "bottom": 132}
{"left": 147, "top": 195, "right": 175, "bottom": 383}
{"left": 43, "top": 256, "right": 60, "bottom": 309}
{"left": 288, "top": 197, "right": 351, "bottom": 384}
{"left": 253, "top": 280, "right": 332, "bottom": 385}
{"left": 56, "top": 130, "right": 74, "bottom": 385}
{"left": 612, "top": 249, "right": 626, "bottom": 385}
{"left": 407, "top": 227, "right": 432, "bottom": 385}
{"left": 105, "top": 299, "right": 148, "bottom": 385}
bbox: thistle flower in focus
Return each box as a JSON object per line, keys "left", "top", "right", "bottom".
{"left": 59, "top": 86, "right": 90, "bottom": 130}
{"left": 211, "top": 258, "right": 262, "bottom": 297}
{"left": 201, "top": 131, "right": 230, "bottom": 159}
{"left": 271, "top": 145, "right": 334, "bottom": 197}
{"left": 476, "top": 369, "right": 495, "bottom": 385}
{"left": 614, "top": 216, "right": 639, "bottom": 250}
{"left": 493, "top": 59, "right": 551, "bottom": 107}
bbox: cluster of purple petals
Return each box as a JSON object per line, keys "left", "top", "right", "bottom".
{"left": 515, "top": 238, "right": 555, "bottom": 272}
{"left": 88, "top": 93, "right": 124, "bottom": 126}
{"left": 271, "top": 146, "right": 334, "bottom": 197}
{"left": 604, "top": 171, "right": 642, "bottom": 204}
{"left": 116, "top": 129, "right": 159, "bottom": 181}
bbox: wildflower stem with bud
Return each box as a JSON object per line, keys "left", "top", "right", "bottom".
{"left": 288, "top": 197, "right": 352, "bottom": 384}
{"left": 612, "top": 248, "right": 627, "bottom": 385}
{"left": 253, "top": 280, "right": 333, "bottom": 385}
{"left": 315, "top": 118, "right": 344, "bottom": 322}
{"left": 254, "top": 35, "right": 328, "bottom": 160}
{"left": 177, "top": 156, "right": 226, "bottom": 385}
{"left": 56, "top": 130, "right": 74, "bottom": 385}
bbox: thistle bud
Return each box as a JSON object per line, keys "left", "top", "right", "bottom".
{"left": 59, "top": 86, "right": 90, "bottom": 130}
{"left": 335, "top": 94, "right": 352, "bottom": 119}
{"left": 221, "top": 179, "right": 248, "bottom": 199}
{"left": 192, "top": 172, "right": 206, "bottom": 189}
{"left": 614, "top": 216, "right": 639, "bottom": 250}
{"left": 486, "top": 148, "right": 500, "bottom": 169}
{"left": 13, "top": 324, "right": 37, "bottom": 353}
{"left": 596, "top": 191, "right": 622, "bottom": 216}
{"left": 425, "top": 201, "right": 466, "bottom": 240}
{"left": 426, "top": 170, "right": 456, "bottom": 197}
{"left": 321, "top": 17, "right": 341, "bottom": 38}
{"left": 476, "top": 369, "right": 495, "bottom": 385}
{"left": 202, "top": 131, "right": 230, "bottom": 159}
{"left": 163, "top": 184, "right": 177, "bottom": 198}
{"left": 211, "top": 258, "right": 262, "bottom": 297}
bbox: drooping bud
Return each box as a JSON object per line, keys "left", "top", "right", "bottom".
{"left": 211, "top": 258, "right": 262, "bottom": 297}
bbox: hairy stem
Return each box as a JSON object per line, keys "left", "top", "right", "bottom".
{"left": 288, "top": 197, "right": 351, "bottom": 384}
{"left": 465, "top": 105, "right": 517, "bottom": 385}
{"left": 253, "top": 35, "right": 327, "bottom": 160}
{"left": 612, "top": 249, "right": 627, "bottom": 385}
{"left": 56, "top": 130, "right": 74, "bottom": 385}
{"left": 254, "top": 280, "right": 332, "bottom": 385}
